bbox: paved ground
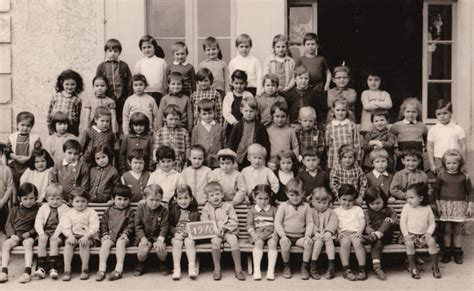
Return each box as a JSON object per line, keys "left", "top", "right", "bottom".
{"left": 1, "top": 223, "right": 473, "bottom": 291}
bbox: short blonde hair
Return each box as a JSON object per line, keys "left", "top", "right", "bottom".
{"left": 369, "top": 148, "right": 389, "bottom": 163}
{"left": 241, "top": 95, "right": 258, "bottom": 110}
{"left": 204, "top": 181, "right": 222, "bottom": 196}
{"left": 399, "top": 97, "right": 422, "bottom": 121}
{"left": 298, "top": 106, "right": 316, "bottom": 120}
{"left": 45, "top": 183, "right": 64, "bottom": 199}
{"left": 247, "top": 143, "right": 267, "bottom": 158}
{"left": 235, "top": 33, "right": 252, "bottom": 47}
{"left": 285, "top": 178, "right": 304, "bottom": 195}
{"left": 144, "top": 184, "right": 163, "bottom": 198}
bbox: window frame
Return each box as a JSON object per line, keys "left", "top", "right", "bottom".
{"left": 422, "top": 1, "right": 457, "bottom": 124}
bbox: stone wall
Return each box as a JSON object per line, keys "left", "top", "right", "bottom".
{"left": 7, "top": 0, "right": 98, "bottom": 139}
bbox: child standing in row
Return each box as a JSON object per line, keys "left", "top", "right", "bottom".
{"left": 167, "top": 42, "right": 196, "bottom": 97}
{"left": 179, "top": 145, "right": 212, "bottom": 205}
{"left": 49, "top": 139, "right": 90, "bottom": 202}
{"left": 61, "top": 188, "right": 100, "bottom": 281}
{"left": 433, "top": 149, "right": 472, "bottom": 264}
{"left": 96, "top": 185, "right": 135, "bottom": 281}
{"left": 43, "top": 112, "right": 78, "bottom": 164}
{"left": 329, "top": 145, "right": 368, "bottom": 203}
{"left": 135, "top": 35, "right": 167, "bottom": 107}
{"left": 390, "top": 98, "right": 427, "bottom": 170}
{"left": 228, "top": 96, "right": 270, "bottom": 169}
{"left": 190, "top": 68, "right": 223, "bottom": 125}
{"left": 274, "top": 150, "right": 299, "bottom": 202}
{"left": 256, "top": 74, "right": 287, "bottom": 127}
{"left": 133, "top": 184, "right": 169, "bottom": 277}
{"left": 296, "top": 33, "right": 331, "bottom": 92}
{"left": 7, "top": 112, "right": 42, "bottom": 187}
{"left": 201, "top": 181, "right": 245, "bottom": 281}
{"left": 327, "top": 65, "right": 356, "bottom": 122}
{"left": 360, "top": 72, "right": 392, "bottom": 133}
{"left": 334, "top": 184, "right": 367, "bottom": 281}
{"left": 81, "top": 106, "right": 115, "bottom": 164}
{"left": 89, "top": 146, "right": 120, "bottom": 203}
{"left": 295, "top": 107, "right": 325, "bottom": 159}
{"left": 296, "top": 147, "right": 328, "bottom": 199}
{"left": 168, "top": 185, "right": 199, "bottom": 280}
{"left": 96, "top": 38, "right": 132, "bottom": 129}
{"left": 275, "top": 178, "right": 313, "bottom": 280}
{"left": 427, "top": 100, "right": 467, "bottom": 174}
{"left": 121, "top": 149, "right": 150, "bottom": 202}
{"left": 263, "top": 34, "right": 295, "bottom": 94}
{"left": 0, "top": 183, "right": 39, "bottom": 283}
{"left": 247, "top": 185, "right": 278, "bottom": 280}
{"left": 325, "top": 97, "right": 361, "bottom": 169}
{"left": 223, "top": 70, "right": 253, "bottom": 139}
{"left": 191, "top": 99, "right": 224, "bottom": 169}
{"left": 365, "top": 149, "right": 394, "bottom": 199}
{"left": 122, "top": 74, "right": 160, "bottom": 135}
{"left": 47, "top": 70, "right": 83, "bottom": 136}
{"left": 157, "top": 73, "right": 193, "bottom": 132}
{"left": 33, "top": 184, "right": 69, "bottom": 280}
{"left": 84, "top": 76, "right": 119, "bottom": 134}
{"left": 400, "top": 183, "right": 441, "bottom": 279}
{"left": 154, "top": 105, "right": 190, "bottom": 172}
{"left": 118, "top": 112, "right": 154, "bottom": 173}
{"left": 20, "top": 149, "right": 54, "bottom": 203}
{"left": 209, "top": 149, "right": 247, "bottom": 206}
{"left": 198, "top": 37, "right": 229, "bottom": 97}
{"left": 266, "top": 101, "right": 299, "bottom": 158}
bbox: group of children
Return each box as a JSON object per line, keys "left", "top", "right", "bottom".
{"left": 0, "top": 31, "right": 472, "bottom": 284}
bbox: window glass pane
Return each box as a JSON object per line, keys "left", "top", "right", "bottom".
{"left": 197, "top": 0, "right": 230, "bottom": 37}
{"left": 428, "top": 5, "right": 452, "bottom": 41}
{"left": 288, "top": 6, "right": 313, "bottom": 45}
{"left": 428, "top": 43, "right": 451, "bottom": 80}
{"left": 146, "top": 0, "right": 185, "bottom": 37}
{"left": 155, "top": 38, "right": 185, "bottom": 65}
{"left": 197, "top": 39, "right": 231, "bottom": 65}
{"left": 427, "top": 83, "right": 451, "bottom": 119}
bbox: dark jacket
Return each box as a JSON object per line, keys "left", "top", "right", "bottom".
{"left": 168, "top": 203, "right": 200, "bottom": 236}
{"left": 5, "top": 204, "right": 39, "bottom": 238}
{"left": 100, "top": 206, "right": 135, "bottom": 242}
{"left": 227, "top": 120, "right": 270, "bottom": 157}
{"left": 118, "top": 133, "right": 155, "bottom": 173}
{"left": 134, "top": 203, "right": 169, "bottom": 242}
{"left": 96, "top": 60, "right": 132, "bottom": 100}
{"left": 285, "top": 85, "right": 326, "bottom": 125}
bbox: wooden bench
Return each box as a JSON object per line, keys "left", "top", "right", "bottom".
{"left": 11, "top": 200, "right": 432, "bottom": 275}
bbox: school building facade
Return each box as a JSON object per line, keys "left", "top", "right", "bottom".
{"left": 0, "top": 0, "right": 472, "bottom": 169}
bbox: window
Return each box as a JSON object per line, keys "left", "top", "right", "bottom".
{"left": 287, "top": 0, "right": 317, "bottom": 59}
{"left": 422, "top": 1, "right": 456, "bottom": 122}
{"left": 146, "top": 0, "right": 233, "bottom": 66}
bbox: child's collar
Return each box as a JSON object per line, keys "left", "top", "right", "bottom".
{"left": 402, "top": 119, "right": 417, "bottom": 124}
{"left": 255, "top": 204, "right": 271, "bottom": 212}
{"left": 372, "top": 169, "right": 389, "bottom": 178}
{"left": 173, "top": 61, "right": 188, "bottom": 66}
{"left": 331, "top": 119, "right": 350, "bottom": 126}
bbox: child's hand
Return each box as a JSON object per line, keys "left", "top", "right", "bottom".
{"left": 219, "top": 229, "right": 226, "bottom": 238}
{"left": 323, "top": 231, "right": 333, "bottom": 240}
{"left": 373, "top": 231, "right": 383, "bottom": 239}
{"left": 101, "top": 235, "right": 111, "bottom": 242}
{"left": 66, "top": 237, "right": 77, "bottom": 246}
{"left": 21, "top": 232, "right": 30, "bottom": 239}
{"left": 174, "top": 232, "right": 185, "bottom": 240}
{"left": 106, "top": 200, "right": 114, "bottom": 206}
{"left": 119, "top": 234, "right": 128, "bottom": 241}
{"left": 351, "top": 232, "right": 362, "bottom": 239}
{"left": 139, "top": 238, "right": 150, "bottom": 248}
{"left": 312, "top": 232, "right": 322, "bottom": 241}
{"left": 430, "top": 164, "right": 438, "bottom": 174}
{"left": 154, "top": 240, "right": 166, "bottom": 252}
{"left": 324, "top": 83, "right": 330, "bottom": 92}
{"left": 280, "top": 236, "right": 291, "bottom": 249}
{"left": 384, "top": 217, "right": 394, "bottom": 223}
{"left": 422, "top": 233, "right": 432, "bottom": 242}
{"left": 250, "top": 232, "right": 259, "bottom": 242}
{"left": 79, "top": 237, "right": 90, "bottom": 248}
{"left": 388, "top": 197, "right": 396, "bottom": 203}
{"left": 10, "top": 234, "right": 20, "bottom": 242}
{"left": 304, "top": 234, "right": 312, "bottom": 245}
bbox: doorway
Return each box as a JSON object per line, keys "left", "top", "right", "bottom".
{"left": 316, "top": 0, "right": 423, "bottom": 122}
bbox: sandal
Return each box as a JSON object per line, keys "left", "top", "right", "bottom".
{"left": 432, "top": 267, "right": 442, "bottom": 279}
{"left": 342, "top": 269, "right": 356, "bottom": 281}
{"left": 410, "top": 268, "right": 420, "bottom": 279}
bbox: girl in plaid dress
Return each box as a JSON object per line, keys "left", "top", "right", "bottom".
{"left": 325, "top": 97, "right": 361, "bottom": 169}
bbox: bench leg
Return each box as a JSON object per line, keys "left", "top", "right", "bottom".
{"left": 247, "top": 253, "right": 253, "bottom": 275}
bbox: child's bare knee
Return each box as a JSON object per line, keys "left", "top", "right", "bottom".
{"left": 211, "top": 238, "right": 222, "bottom": 249}
{"left": 23, "top": 238, "right": 34, "bottom": 247}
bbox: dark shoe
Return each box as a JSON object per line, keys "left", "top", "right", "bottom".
{"left": 283, "top": 265, "right": 292, "bottom": 279}
{"left": 95, "top": 271, "right": 106, "bottom": 282}
{"left": 454, "top": 249, "right": 464, "bottom": 264}
{"left": 325, "top": 268, "right": 335, "bottom": 280}
{"left": 310, "top": 264, "right": 320, "bottom": 280}
{"left": 160, "top": 263, "right": 171, "bottom": 276}
{"left": 342, "top": 269, "right": 356, "bottom": 281}
{"left": 235, "top": 270, "right": 245, "bottom": 281}
{"left": 301, "top": 265, "right": 310, "bottom": 280}
{"left": 373, "top": 267, "right": 386, "bottom": 280}
{"left": 133, "top": 264, "right": 144, "bottom": 277}
{"left": 441, "top": 249, "right": 452, "bottom": 263}
{"left": 411, "top": 268, "right": 420, "bottom": 279}
{"left": 108, "top": 270, "right": 122, "bottom": 281}
{"left": 432, "top": 267, "right": 442, "bottom": 279}
{"left": 213, "top": 270, "right": 221, "bottom": 281}
{"left": 356, "top": 269, "right": 367, "bottom": 281}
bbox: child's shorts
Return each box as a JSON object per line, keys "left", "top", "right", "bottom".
{"left": 400, "top": 233, "right": 429, "bottom": 248}
{"left": 249, "top": 228, "right": 278, "bottom": 243}
{"left": 337, "top": 231, "right": 362, "bottom": 245}
{"left": 286, "top": 236, "right": 303, "bottom": 245}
